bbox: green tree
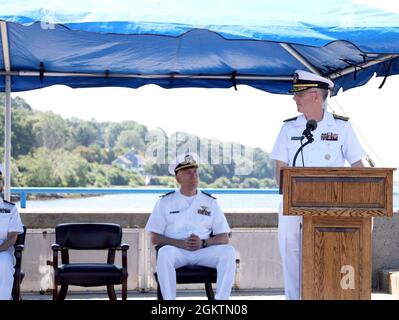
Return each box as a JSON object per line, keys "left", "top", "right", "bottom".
{"left": 107, "top": 166, "right": 130, "bottom": 186}
{"left": 230, "top": 176, "right": 241, "bottom": 188}
{"left": 70, "top": 121, "right": 99, "bottom": 147}
{"left": 209, "top": 177, "right": 232, "bottom": 188}
{"left": 128, "top": 172, "right": 145, "bottom": 187}
{"left": 259, "top": 178, "right": 277, "bottom": 188}
{"left": 240, "top": 177, "right": 261, "bottom": 188}
{"left": 144, "top": 162, "right": 169, "bottom": 176}
{"left": 17, "top": 151, "right": 60, "bottom": 186}
{"left": 104, "top": 123, "right": 122, "bottom": 149}
{"left": 87, "top": 163, "right": 109, "bottom": 187}
{"left": 33, "top": 111, "right": 69, "bottom": 149}
{"left": 50, "top": 149, "right": 91, "bottom": 187}
{"left": 247, "top": 148, "right": 275, "bottom": 180}
{"left": 1, "top": 95, "right": 277, "bottom": 189}
{"left": 0, "top": 101, "right": 36, "bottom": 158}
{"left": 73, "top": 144, "right": 110, "bottom": 163}
{"left": 115, "top": 130, "right": 145, "bottom": 151}
{"left": 149, "top": 176, "right": 178, "bottom": 188}
{"left": 198, "top": 164, "right": 214, "bottom": 184}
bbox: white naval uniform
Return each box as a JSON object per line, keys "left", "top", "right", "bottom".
{"left": 0, "top": 199, "right": 24, "bottom": 300}
{"left": 145, "top": 189, "right": 236, "bottom": 300}
{"left": 270, "top": 111, "right": 366, "bottom": 300}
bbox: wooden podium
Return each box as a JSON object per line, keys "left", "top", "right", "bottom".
{"left": 281, "top": 167, "right": 395, "bottom": 300}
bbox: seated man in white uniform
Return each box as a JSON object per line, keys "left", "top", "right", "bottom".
{"left": 145, "top": 153, "right": 236, "bottom": 300}
{"left": 270, "top": 70, "right": 366, "bottom": 300}
{"left": 0, "top": 165, "right": 24, "bottom": 300}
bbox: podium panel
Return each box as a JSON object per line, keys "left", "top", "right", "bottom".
{"left": 281, "top": 167, "right": 395, "bottom": 300}
{"left": 302, "top": 216, "right": 371, "bottom": 300}
{"left": 282, "top": 167, "right": 393, "bottom": 217}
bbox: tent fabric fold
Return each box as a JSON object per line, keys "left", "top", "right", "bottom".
{"left": 1, "top": 0, "right": 399, "bottom": 95}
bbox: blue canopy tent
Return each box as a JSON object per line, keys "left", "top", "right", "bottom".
{"left": 1, "top": 0, "right": 399, "bottom": 198}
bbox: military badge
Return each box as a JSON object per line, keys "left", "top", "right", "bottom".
{"left": 293, "top": 72, "right": 299, "bottom": 84}
{"left": 321, "top": 132, "right": 338, "bottom": 141}
{"left": 197, "top": 206, "right": 211, "bottom": 216}
{"left": 0, "top": 208, "right": 11, "bottom": 213}
{"left": 184, "top": 155, "right": 194, "bottom": 163}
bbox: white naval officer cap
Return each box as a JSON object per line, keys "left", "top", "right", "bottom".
{"left": 290, "top": 69, "right": 334, "bottom": 93}
{"left": 168, "top": 152, "right": 199, "bottom": 175}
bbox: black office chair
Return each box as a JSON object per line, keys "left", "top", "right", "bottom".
{"left": 154, "top": 245, "right": 217, "bottom": 300}
{"left": 51, "top": 223, "right": 129, "bottom": 300}
{"left": 12, "top": 225, "right": 27, "bottom": 301}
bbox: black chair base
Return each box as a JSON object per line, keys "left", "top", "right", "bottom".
{"left": 12, "top": 272, "right": 24, "bottom": 301}
{"left": 155, "top": 265, "right": 217, "bottom": 300}
{"left": 12, "top": 226, "right": 27, "bottom": 301}
{"left": 53, "top": 284, "right": 123, "bottom": 301}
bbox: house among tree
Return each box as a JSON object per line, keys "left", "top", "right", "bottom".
{"left": 114, "top": 149, "right": 144, "bottom": 175}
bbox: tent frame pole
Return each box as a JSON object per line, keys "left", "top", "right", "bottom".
{"left": 1, "top": 21, "right": 12, "bottom": 201}
{"left": 280, "top": 43, "right": 321, "bottom": 75}
{"left": 0, "top": 54, "right": 395, "bottom": 82}
{"left": 280, "top": 43, "right": 397, "bottom": 80}
{"left": 3, "top": 77, "right": 11, "bottom": 201}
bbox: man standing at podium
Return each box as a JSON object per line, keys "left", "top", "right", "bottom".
{"left": 270, "top": 70, "right": 366, "bottom": 300}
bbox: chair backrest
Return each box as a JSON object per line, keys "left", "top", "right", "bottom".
{"left": 55, "top": 223, "right": 122, "bottom": 249}
{"left": 15, "top": 225, "right": 27, "bottom": 246}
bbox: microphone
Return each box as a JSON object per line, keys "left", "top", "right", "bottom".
{"left": 302, "top": 120, "right": 317, "bottom": 139}
{"left": 292, "top": 120, "right": 318, "bottom": 167}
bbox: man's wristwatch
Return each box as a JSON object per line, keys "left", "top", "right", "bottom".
{"left": 202, "top": 239, "right": 208, "bottom": 248}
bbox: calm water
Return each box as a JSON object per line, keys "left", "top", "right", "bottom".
{"left": 17, "top": 193, "right": 283, "bottom": 210}
{"left": 17, "top": 191, "right": 399, "bottom": 210}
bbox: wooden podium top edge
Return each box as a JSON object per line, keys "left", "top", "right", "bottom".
{"left": 282, "top": 167, "right": 396, "bottom": 171}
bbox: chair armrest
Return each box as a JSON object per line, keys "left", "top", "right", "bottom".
{"left": 51, "top": 244, "right": 60, "bottom": 270}
{"left": 14, "top": 244, "right": 25, "bottom": 252}
{"left": 14, "top": 244, "right": 24, "bottom": 271}
{"left": 51, "top": 243, "right": 61, "bottom": 251}
{"left": 116, "top": 243, "right": 130, "bottom": 251}
{"left": 119, "top": 244, "right": 129, "bottom": 272}
{"left": 14, "top": 245, "right": 24, "bottom": 262}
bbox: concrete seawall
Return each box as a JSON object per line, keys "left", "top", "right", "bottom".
{"left": 19, "top": 208, "right": 399, "bottom": 292}
{"left": 20, "top": 208, "right": 279, "bottom": 228}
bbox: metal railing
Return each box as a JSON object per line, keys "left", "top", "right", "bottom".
{"left": 10, "top": 187, "right": 280, "bottom": 208}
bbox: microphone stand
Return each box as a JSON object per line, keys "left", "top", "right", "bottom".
{"left": 292, "top": 133, "right": 314, "bottom": 167}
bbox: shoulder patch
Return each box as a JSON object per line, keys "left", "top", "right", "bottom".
{"left": 283, "top": 116, "right": 298, "bottom": 123}
{"left": 201, "top": 191, "right": 216, "bottom": 199}
{"left": 333, "top": 114, "right": 349, "bottom": 121}
{"left": 3, "top": 200, "right": 15, "bottom": 205}
{"left": 160, "top": 191, "right": 175, "bottom": 198}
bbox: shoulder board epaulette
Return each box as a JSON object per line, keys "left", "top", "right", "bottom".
{"left": 3, "top": 199, "right": 15, "bottom": 205}
{"left": 201, "top": 191, "right": 216, "bottom": 199}
{"left": 160, "top": 191, "right": 175, "bottom": 198}
{"left": 333, "top": 114, "right": 349, "bottom": 121}
{"left": 283, "top": 116, "right": 298, "bottom": 123}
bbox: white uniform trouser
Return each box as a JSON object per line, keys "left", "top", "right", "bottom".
{"left": 278, "top": 201, "right": 302, "bottom": 300}
{"left": 0, "top": 251, "right": 15, "bottom": 300}
{"left": 156, "top": 244, "right": 236, "bottom": 300}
